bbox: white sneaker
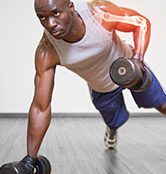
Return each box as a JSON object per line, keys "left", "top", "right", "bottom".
{"left": 104, "top": 126, "right": 117, "bottom": 149}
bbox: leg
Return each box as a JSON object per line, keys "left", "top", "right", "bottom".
{"left": 91, "top": 87, "right": 129, "bottom": 148}
{"left": 156, "top": 102, "right": 166, "bottom": 114}
{"left": 130, "top": 67, "right": 166, "bottom": 112}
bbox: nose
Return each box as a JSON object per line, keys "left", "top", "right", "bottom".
{"left": 47, "top": 16, "right": 57, "bottom": 29}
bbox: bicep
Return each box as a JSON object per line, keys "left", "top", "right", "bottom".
{"left": 31, "top": 32, "right": 60, "bottom": 111}
{"left": 90, "top": 0, "right": 148, "bottom": 32}
{"left": 33, "top": 67, "right": 55, "bottom": 111}
{"left": 113, "top": 8, "right": 148, "bottom": 32}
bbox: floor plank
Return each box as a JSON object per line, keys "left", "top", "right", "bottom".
{"left": 0, "top": 113, "right": 166, "bottom": 174}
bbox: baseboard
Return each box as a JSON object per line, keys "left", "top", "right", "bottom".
{"left": 0, "top": 112, "right": 164, "bottom": 118}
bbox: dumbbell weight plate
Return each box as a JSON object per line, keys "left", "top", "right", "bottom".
{"left": 0, "top": 162, "right": 20, "bottom": 174}
{"left": 110, "top": 57, "right": 143, "bottom": 87}
{"left": 35, "top": 156, "right": 51, "bottom": 174}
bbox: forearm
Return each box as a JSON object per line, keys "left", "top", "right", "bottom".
{"left": 27, "top": 103, "right": 51, "bottom": 158}
{"left": 133, "top": 17, "right": 151, "bottom": 60}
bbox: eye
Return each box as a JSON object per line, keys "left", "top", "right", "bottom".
{"left": 54, "top": 11, "right": 60, "bottom": 17}
{"left": 40, "top": 16, "right": 46, "bottom": 21}
{"left": 37, "top": 15, "right": 46, "bottom": 21}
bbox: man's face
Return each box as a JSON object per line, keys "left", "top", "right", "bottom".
{"left": 35, "top": 0, "right": 75, "bottom": 39}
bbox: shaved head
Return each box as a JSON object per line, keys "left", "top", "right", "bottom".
{"left": 34, "top": 0, "right": 76, "bottom": 40}
{"left": 34, "top": 0, "right": 70, "bottom": 10}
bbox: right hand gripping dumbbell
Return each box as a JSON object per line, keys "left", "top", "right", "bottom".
{"left": 0, "top": 155, "right": 51, "bottom": 174}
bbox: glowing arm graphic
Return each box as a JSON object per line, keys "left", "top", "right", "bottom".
{"left": 89, "top": 1, "right": 151, "bottom": 61}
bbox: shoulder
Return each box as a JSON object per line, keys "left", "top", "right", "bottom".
{"left": 35, "top": 33, "right": 60, "bottom": 72}
{"left": 36, "top": 33, "right": 58, "bottom": 62}
{"left": 88, "top": 0, "right": 124, "bottom": 15}
{"left": 88, "top": 0, "right": 147, "bottom": 17}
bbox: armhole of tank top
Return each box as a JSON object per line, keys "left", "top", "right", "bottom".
{"left": 44, "top": 29, "right": 65, "bottom": 65}
{"left": 85, "top": 1, "right": 113, "bottom": 37}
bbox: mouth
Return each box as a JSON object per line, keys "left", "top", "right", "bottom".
{"left": 50, "top": 29, "right": 63, "bottom": 37}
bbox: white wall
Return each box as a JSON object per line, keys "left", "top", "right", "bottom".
{"left": 0, "top": 0, "right": 166, "bottom": 113}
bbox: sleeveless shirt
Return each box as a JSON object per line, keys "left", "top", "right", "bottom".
{"left": 45, "top": 0, "right": 133, "bottom": 92}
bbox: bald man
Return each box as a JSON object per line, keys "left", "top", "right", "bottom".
{"left": 1, "top": 0, "right": 166, "bottom": 173}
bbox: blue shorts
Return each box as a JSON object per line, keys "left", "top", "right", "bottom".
{"left": 91, "top": 69, "right": 166, "bottom": 129}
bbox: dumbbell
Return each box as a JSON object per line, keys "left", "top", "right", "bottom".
{"left": 0, "top": 155, "right": 51, "bottom": 174}
{"left": 35, "top": 155, "right": 51, "bottom": 174}
{"left": 109, "top": 57, "right": 152, "bottom": 92}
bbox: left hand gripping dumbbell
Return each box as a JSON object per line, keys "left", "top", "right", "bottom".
{"left": 109, "top": 57, "right": 152, "bottom": 92}
{"left": 0, "top": 155, "right": 51, "bottom": 174}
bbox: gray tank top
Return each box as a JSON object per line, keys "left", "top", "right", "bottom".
{"left": 45, "top": 0, "right": 133, "bottom": 92}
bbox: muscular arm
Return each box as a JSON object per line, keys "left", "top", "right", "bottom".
{"left": 89, "top": 0, "right": 151, "bottom": 61}
{"left": 27, "top": 33, "right": 60, "bottom": 157}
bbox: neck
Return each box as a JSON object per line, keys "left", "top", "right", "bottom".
{"left": 63, "top": 11, "right": 85, "bottom": 43}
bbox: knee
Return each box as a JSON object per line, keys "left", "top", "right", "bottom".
{"left": 156, "top": 102, "right": 166, "bottom": 114}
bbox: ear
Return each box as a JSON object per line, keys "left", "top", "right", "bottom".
{"left": 68, "top": 2, "right": 75, "bottom": 12}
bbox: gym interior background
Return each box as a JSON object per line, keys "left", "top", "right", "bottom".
{"left": 0, "top": 1, "right": 166, "bottom": 174}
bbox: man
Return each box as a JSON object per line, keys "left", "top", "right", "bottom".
{"left": 31, "top": 0, "right": 166, "bottom": 156}
{"left": 1, "top": 0, "right": 166, "bottom": 173}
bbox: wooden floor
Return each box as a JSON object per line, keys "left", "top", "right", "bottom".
{"left": 0, "top": 113, "right": 166, "bottom": 174}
